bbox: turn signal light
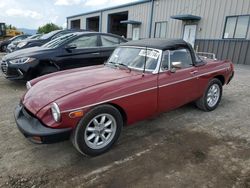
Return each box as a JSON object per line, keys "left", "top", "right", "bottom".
{"left": 69, "top": 111, "right": 84, "bottom": 118}
{"left": 29, "top": 136, "right": 42, "bottom": 144}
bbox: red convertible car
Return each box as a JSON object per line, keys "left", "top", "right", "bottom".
{"left": 15, "top": 39, "right": 234, "bottom": 156}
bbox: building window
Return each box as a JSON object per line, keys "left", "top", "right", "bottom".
{"left": 70, "top": 19, "right": 81, "bottom": 29}
{"left": 154, "top": 21, "right": 167, "bottom": 38}
{"left": 223, "top": 15, "right": 250, "bottom": 39}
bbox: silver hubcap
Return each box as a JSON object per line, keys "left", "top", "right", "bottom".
{"left": 84, "top": 114, "right": 117, "bottom": 150}
{"left": 207, "top": 84, "right": 220, "bottom": 107}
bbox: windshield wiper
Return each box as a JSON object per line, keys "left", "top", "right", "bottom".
{"left": 106, "top": 62, "right": 131, "bottom": 71}
{"left": 105, "top": 61, "right": 116, "bottom": 68}
{"left": 116, "top": 63, "right": 131, "bottom": 71}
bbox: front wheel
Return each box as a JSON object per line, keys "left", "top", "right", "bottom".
{"left": 1, "top": 45, "right": 7, "bottom": 52}
{"left": 195, "top": 78, "right": 222, "bottom": 111}
{"left": 71, "top": 105, "right": 123, "bottom": 156}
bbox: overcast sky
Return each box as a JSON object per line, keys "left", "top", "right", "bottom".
{"left": 0, "top": 0, "right": 138, "bottom": 29}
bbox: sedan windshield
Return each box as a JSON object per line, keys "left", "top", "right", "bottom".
{"left": 27, "top": 34, "right": 42, "bottom": 40}
{"left": 107, "top": 47, "right": 160, "bottom": 71}
{"left": 40, "top": 30, "right": 60, "bottom": 40}
{"left": 42, "top": 33, "right": 77, "bottom": 49}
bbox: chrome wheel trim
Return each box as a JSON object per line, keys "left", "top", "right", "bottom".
{"left": 207, "top": 84, "right": 220, "bottom": 108}
{"left": 84, "top": 113, "right": 117, "bottom": 150}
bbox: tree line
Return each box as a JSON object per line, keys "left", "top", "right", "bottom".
{"left": 5, "top": 23, "right": 63, "bottom": 34}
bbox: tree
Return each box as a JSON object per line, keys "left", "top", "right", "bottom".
{"left": 37, "top": 23, "right": 62, "bottom": 34}
{"left": 6, "top": 24, "right": 17, "bottom": 30}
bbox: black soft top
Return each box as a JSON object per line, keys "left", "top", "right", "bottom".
{"left": 121, "top": 39, "right": 191, "bottom": 51}
{"left": 120, "top": 38, "right": 202, "bottom": 65}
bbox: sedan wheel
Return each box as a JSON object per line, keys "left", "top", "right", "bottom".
{"left": 71, "top": 105, "right": 123, "bottom": 156}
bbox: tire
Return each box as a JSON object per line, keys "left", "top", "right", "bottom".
{"left": 1, "top": 45, "right": 7, "bottom": 52}
{"left": 39, "top": 66, "right": 58, "bottom": 76}
{"left": 71, "top": 104, "right": 123, "bottom": 156}
{"left": 195, "top": 78, "right": 222, "bottom": 111}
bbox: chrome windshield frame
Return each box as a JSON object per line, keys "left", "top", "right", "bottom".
{"left": 107, "top": 46, "right": 163, "bottom": 74}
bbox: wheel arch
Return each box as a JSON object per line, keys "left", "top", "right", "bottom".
{"left": 214, "top": 75, "right": 225, "bottom": 85}
{"left": 33, "top": 59, "right": 59, "bottom": 77}
{"left": 37, "top": 60, "right": 59, "bottom": 71}
{"left": 83, "top": 102, "right": 128, "bottom": 126}
{"left": 106, "top": 103, "right": 127, "bottom": 126}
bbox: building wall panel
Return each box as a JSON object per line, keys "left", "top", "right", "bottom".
{"left": 100, "top": 3, "right": 151, "bottom": 39}
{"left": 67, "top": 0, "right": 250, "bottom": 64}
{"left": 238, "top": 41, "right": 248, "bottom": 64}
{"left": 245, "top": 42, "right": 250, "bottom": 65}
{"left": 195, "top": 39, "right": 250, "bottom": 64}
{"left": 67, "top": 0, "right": 250, "bottom": 40}
{"left": 153, "top": 0, "right": 250, "bottom": 40}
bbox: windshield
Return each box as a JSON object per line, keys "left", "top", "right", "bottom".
{"left": 9, "top": 35, "right": 19, "bottom": 41}
{"left": 107, "top": 47, "right": 160, "bottom": 71}
{"left": 28, "top": 34, "right": 42, "bottom": 39}
{"left": 40, "top": 30, "right": 60, "bottom": 39}
{"left": 42, "top": 33, "right": 77, "bottom": 49}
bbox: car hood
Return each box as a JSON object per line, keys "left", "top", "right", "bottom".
{"left": 15, "top": 38, "right": 37, "bottom": 45}
{"left": 23, "top": 66, "right": 135, "bottom": 115}
{"left": 10, "top": 41, "right": 19, "bottom": 45}
{"left": 2, "top": 46, "right": 52, "bottom": 60}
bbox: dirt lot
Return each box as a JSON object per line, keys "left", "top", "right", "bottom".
{"left": 0, "top": 52, "right": 250, "bottom": 188}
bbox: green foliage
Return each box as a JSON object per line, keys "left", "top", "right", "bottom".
{"left": 37, "top": 23, "right": 62, "bottom": 34}
{"left": 6, "top": 24, "right": 17, "bottom": 30}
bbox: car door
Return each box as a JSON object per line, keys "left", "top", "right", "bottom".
{"left": 157, "top": 48, "right": 199, "bottom": 112}
{"left": 58, "top": 34, "right": 103, "bottom": 70}
{"left": 99, "top": 34, "right": 125, "bottom": 63}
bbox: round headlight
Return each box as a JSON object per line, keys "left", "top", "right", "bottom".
{"left": 51, "top": 102, "right": 61, "bottom": 122}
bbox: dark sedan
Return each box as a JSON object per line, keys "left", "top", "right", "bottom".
{"left": 0, "top": 34, "right": 31, "bottom": 52}
{"left": 0, "top": 32, "right": 127, "bottom": 81}
{"left": 14, "top": 29, "right": 84, "bottom": 51}
{"left": 7, "top": 34, "right": 43, "bottom": 53}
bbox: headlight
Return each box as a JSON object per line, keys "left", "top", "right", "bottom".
{"left": 9, "top": 57, "right": 35, "bottom": 64}
{"left": 17, "top": 42, "right": 27, "bottom": 48}
{"left": 51, "top": 102, "right": 61, "bottom": 122}
{"left": 26, "top": 81, "right": 32, "bottom": 90}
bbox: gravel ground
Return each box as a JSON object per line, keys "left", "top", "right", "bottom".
{"left": 0, "top": 52, "right": 250, "bottom": 188}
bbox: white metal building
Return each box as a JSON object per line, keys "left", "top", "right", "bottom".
{"left": 67, "top": 0, "right": 250, "bottom": 64}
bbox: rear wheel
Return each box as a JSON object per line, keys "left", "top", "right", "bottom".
{"left": 71, "top": 105, "right": 123, "bottom": 156}
{"left": 195, "top": 78, "right": 222, "bottom": 111}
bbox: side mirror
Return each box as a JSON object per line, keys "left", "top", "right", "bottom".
{"left": 65, "top": 44, "right": 77, "bottom": 51}
{"left": 170, "top": 62, "right": 182, "bottom": 73}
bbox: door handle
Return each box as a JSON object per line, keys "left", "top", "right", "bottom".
{"left": 91, "top": 52, "right": 100, "bottom": 55}
{"left": 190, "top": 70, "right": 198, "bottom": 75}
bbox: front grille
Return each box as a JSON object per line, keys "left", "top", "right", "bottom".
{"left": 1, "top": 61, "right": 7, "bottom": 75}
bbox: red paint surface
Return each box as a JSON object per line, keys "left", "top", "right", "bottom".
{"left": 23, "top": 59, "right": 234, "bottom": 129}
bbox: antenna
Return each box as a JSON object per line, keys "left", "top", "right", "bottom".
{"left": 143, "top": 46, "right": 147, "bottom": 76}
